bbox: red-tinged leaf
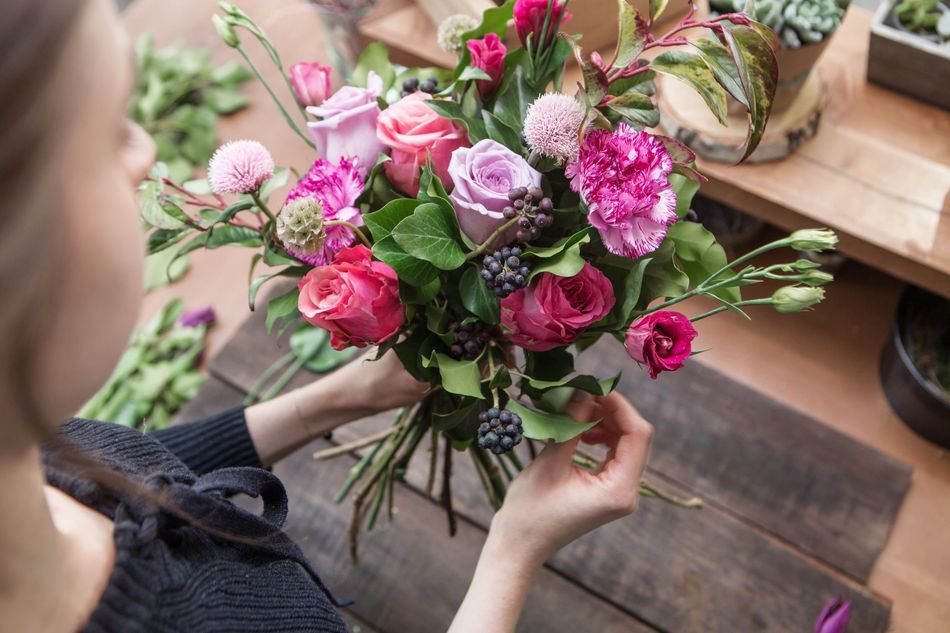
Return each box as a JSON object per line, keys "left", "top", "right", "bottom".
{"left": 563, "top": 34, "right": 608, "bottom": 106}
{"left": 613, "top": 0, "right": 649, "bottom": 69}
{"left": 720, "top": 23, "right": 778, "bottom": 161}
{"left": 649, "top": 0, "right": 669, "bottom": 23}
{"left": 672, "top": 162, "right": 708, "bottom": 183}
{"left": 651, "top": 50, "right": 729, "bottom": 125}
{"left": 691, "top": 37, "right": 748, "bottom": 108}
{"left": 604, "top": 91, "right": 659, "bottom": 128}
{"left": 654, "top": 134, "right": 697, "bottom": 165}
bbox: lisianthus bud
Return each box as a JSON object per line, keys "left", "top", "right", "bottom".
{"left": 524, "top": 93, "right": 586, "bottom": 163}
{"left": 789, "top": 228, "right": 838, "bottom": 252}
{"left": 208, "top": 140, "right": 275, "bottom": 194}
{"left": 437, "top": 14, "right": 479, "bottom": 54}
{"left": 790, "top": 258, "right": 822, "bottom": 272}
{"left": 814, "top": 597, "right": 851, "bottom": 633}
{"left": 276, "top": 196, "right": 326, "bottom": 255}
{"left": 212, "top": 14, "right": 240, "bottom": 48}
{"left": 772, "top": 285, "right": 825, "bottom": 313}
{"left": 802, "top": 270, "right": 834, "bottom": 287}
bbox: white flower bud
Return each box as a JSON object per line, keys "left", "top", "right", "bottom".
{"left": 789, "top": 228, "right": 838, "bottom": 252}
{"left": 772, "top": 285, "right": 825, "bottom": 313}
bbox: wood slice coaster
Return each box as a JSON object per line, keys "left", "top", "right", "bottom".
{"left": 194, "top": 308, "right": 909, "bottom": 632}
{"left": 657, "top": 72, "right": 825, "bottom": 164}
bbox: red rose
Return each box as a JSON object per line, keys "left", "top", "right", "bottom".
{"left": 467, "top": 33, "right": 507, "bottom": 99}
{"left": 624, "top": 311, "right": 697, "bottom": 379}
{"left": 297, "top": 245, "right": 405, "bottom": 350}
{"left": 513, "top": 0, "right": 572, "bottom": 48}
{"left": 500, "top": 263, "right": 615, "bottom": 352}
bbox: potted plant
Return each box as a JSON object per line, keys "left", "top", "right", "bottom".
{"left": 710, "top": 0, "right": 849, "bottom": 112}
{"left": 880, "top": 285, "right": 950, "bottom": 448}
{"left": 868, "top": 0, "right": 950, "bottom": 109}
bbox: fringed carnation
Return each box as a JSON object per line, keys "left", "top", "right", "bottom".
{"left": 282, "top": 157, "right": 365, "bottom": 266}
{"left": 208, "top": 140, "right": 274, "bottom": 194}
{"left": 566, "top": 124, "right": 677, "bottom": 259}
{"left": 523, "top": 93, "right": 585, "bottom": 164}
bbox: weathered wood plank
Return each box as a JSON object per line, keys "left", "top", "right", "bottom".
{"left": 207, "top": 314, "right": 899, "bottom": 631}
{"left": 174, "top": 377, "right": 658, "bottom": 633}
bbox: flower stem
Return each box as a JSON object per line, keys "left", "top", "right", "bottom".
{"left": 640, "top": 476, "right": 703, "bottom": 509}
{"left": 250, "top": 191, "right": 277, "bottom": 224}
{"left": 465, "top": 216, "right": 521, "bottom": 261}
{"left": 312, "top": 426, "right": 398, "bottom": 460}
{"left": 689, "top": 298, "right": 773, "bottom": 322}
{"left": 324, "top": 220, "right": 372, "bottom": 248}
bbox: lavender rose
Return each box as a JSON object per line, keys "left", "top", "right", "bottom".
{"left": 307, "top": 71, "right": 386, "bottom": 177}
{"left": 448, "top": 139, "right": 542, "bottom": 244}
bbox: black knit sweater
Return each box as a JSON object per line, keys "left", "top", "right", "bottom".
{"left": 42, "top": 408, "right": 348, "bottom": 633}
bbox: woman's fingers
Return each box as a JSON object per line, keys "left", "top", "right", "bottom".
{"left": 593, "top": 393, "right": 654, "bottom": 490}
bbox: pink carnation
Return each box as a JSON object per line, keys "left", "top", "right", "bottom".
{"left": 283, "top": 157, "right": 364, "bottom": 266}
{"left": 208, "top": 140, "right": 274, "bottom": 194}
{"left": 566, "top": 124, "right": 677, "bottom": 259}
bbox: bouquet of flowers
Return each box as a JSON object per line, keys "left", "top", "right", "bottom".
{"left": 142, "top": 0, "right": 837, "bottom": 551}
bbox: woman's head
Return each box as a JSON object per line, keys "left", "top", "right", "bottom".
{"left": 0, "top": 0, "right": 155, "bottom": 443}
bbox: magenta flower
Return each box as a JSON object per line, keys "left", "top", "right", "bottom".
{"left": 624, "top": 311, "right": 697, "bottom": 379}
{"left": 514, "top": 0, "right": 572, "bottom": 48}
{"left": 283, "top": 157, "right": 364, "bottom": 266}
{"left": 815, "top": 598, "right": 852, "bottom": 633}
{"left": 567, "top": 124, "right": 677, "bottom": 259}
{"left": 208, "top": 140, "right": 275, "bottom": 195}
{"left": 467, "top": 33, "right": 506, "bottom": 99}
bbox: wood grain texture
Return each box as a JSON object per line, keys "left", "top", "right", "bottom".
{"left": 207, "top": 309, "right": 901, "bottom": 632}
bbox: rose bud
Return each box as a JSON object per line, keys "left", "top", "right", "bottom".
{"left": 771, "top": 285, "right": 826, "bottom": 313}
{"left": 789, "top": 228, "right": 838, "bottom": 252}
{"left": 289, "top": 61, "right": 332, "bottom": 107}
{"left": 624, "top": 311, "right": 698, "bottom": 379}
{"left": 513, "top": 0, "right": 572, "bottom": 49}
{"left": 467, "top": 33, "right": 507, "bottom": 99}
{"left": 814, "top": 597, "right": 852, "bottom": 633}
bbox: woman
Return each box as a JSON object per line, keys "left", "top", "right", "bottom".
{"left": 0, "top": 0, "right": 654, "bottom": 631}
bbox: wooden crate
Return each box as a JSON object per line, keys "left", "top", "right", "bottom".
{"left": 867, "top": 0, "right": 950, "bottom": 110}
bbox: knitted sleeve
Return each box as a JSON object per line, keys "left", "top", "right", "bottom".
{"left": 151, "top": 407, "right": 262, "bottom": 474}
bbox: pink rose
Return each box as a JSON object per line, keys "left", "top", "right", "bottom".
{"left": 467, "top": 34, "right": 506, "bottom": 99}
{"left": 376, "top": 92, "right": 469, "bottom": 196}
{"left": 297, "top": 245, "right": 405, "bottom": 350}
{"left": 514, "top": 0, "right": 572, "bottom": 48}
{"left": 289, "top": 61, "right": 332, "bottom": 107}
{"left": 500, "top": 263, "right": 615, "bottom": 352}
{"left": 624, "top": 311, "right": 697, "bottom": 379}
{"left": 307, "top": 71, "right": 386, "bottom": 177}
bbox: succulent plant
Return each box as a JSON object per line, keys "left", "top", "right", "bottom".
{"left": 894, "top": 0, "right": 950, "bottom": 41}
{"left": 709, "top": 0, "right": 848, "bottom": 48}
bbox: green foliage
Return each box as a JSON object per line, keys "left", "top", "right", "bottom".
{"left": 131, "top": 35, "right": 251, "bottom": 182}
{"left": 75, "top": 299, "right": 212, "bottom": 430}
{"left": 894, "top": 0, "right": 950, "bottom": 39}
{"left": 508, "top": 400, "right": 598, "bottom": 442}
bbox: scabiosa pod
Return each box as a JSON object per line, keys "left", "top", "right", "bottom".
{"left": 566, "top": 124, "right": 678, "bottom": 260}
{"left": 282, "top": 157, "right": 365, "bottom": 266}
{"left": 523, "top": 93, "right": 586, "bottom": 164}
{"left": 208, "top": 140, "right": 275, "bottom": 195}
{"left": 276, "top": 197, "right": 326, "bottom": 256}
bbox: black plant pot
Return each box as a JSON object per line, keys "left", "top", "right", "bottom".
{"left": 880, "top": 286, "right": 950, "bottom": 448}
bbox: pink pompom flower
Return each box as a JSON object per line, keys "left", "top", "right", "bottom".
{"left": 282, "top": 157, "right": 365, "bottom": 267}
{"left": 624, "top": 311, "right": 697, "bottom": 379}
{"left": 297, "top": 245, "right": 405, "bottom": 350}
{"left": 208, "top": 140, "right": 275, "bottom": 195}
{"left": 567, "top": 124, "right": 677, "bottom": 260}
{"left": 523, "top": 93, "right": 586, "bottom": 163}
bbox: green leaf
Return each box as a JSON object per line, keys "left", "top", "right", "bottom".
{"left": 433, "top": 397, "right": 487, "bottom": 435}
{"left": 615, "top": 0, "right": 649, "bottom": 69}
{"left": 528, "top": 239, "right": 587, "bottom": 280}
{"left": 492, "top": 64, "right": 533, "bottom": 133}
{"left": 508, "top": 400, "right": 597, "bottom": 443}
{"left": 433, "top": 353, "right": 484, "bottom": 398}
{"left": 524, "top": 347, "right": 575, "bottom": 381}
{"left": 482, "top": 110, "right": 524, "bottom": 152}
{"left": 203, "top": 86, "right": 249, "bottom": 114}
{"left": 639, "top": 240, "right": 689, "bottom": 305}
{"left": 603, "top": 90, "right": 659, "bottom": 128}
{"left": 526, "top": 229, "right": 592, "bottom": 258}
{"left": 351, "top": 42, "right": 396, "bottom": 92}
{"left": 259, "top": 167, "right": 290, "bottom": 202}
{"left": 425, "top": 99, "right": 488, "bottom": 143}
{"left": 392, "top": 202, "right": 465, "bottom": 270}
{"left": 373, "top": 236, "right": 439, "bottom": 286}
{"left": 667, "top": 221, "right": 741, "bottom": 303}
{"left": 458, "top": 66, "right": 493, "bottom": 81}
{"left": 525, "top": 372, "right": 621, "bottom": 396}
{"left": 248, "top": 266, "right": 307, "bottom": 310}
{"left": 363, "top": 198, "right": 422, "bottom": 241}
{"left": 618, "top": 256, "right": 653, "bottom": 322}
{"left": 720, "top": 23, "right": 777, "bottom": 161}
{"left": 399, "top": 276, "right": 441, "bottom": 304}
{"left": 144, "top": 248, "right": 189, "bottom": 291}
{"left": 691, "top": 37, "right": 747, "bottom": 107}
{"left": 147, "top": 228, "right": 191, "bottom": 254}
{"left": 460, "top": 265, "right": 500, "bottom": 324}
{"left": 289, "top": 325, "right": 358, "bottom": 373}
{"left": 670, "top": 173, "right": 700, "bottom": 218}
{"left": 651, "top": 50, "right": 729, "bottom": 125}
{"left": 649, "top": 0, "right": 670, "bottom": 22}
{"left": 139, "top": 181, "right": 184, "bottom": 229}
{"left": 265, "top": 286, "right": 299, "bottom": 334}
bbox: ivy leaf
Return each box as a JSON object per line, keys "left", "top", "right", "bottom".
{"left": 392, "top": 202, "right": 466, "bottom": 270}
{"left": 399, "top": 276, "right": 441, "bottom": 304}
{"left": 525, "top": 372, "right": 621, "bottom": 396}
{"left": 508, "top": 400, "right": 598, "bottom": 443}
{"left": 460, "top": 265, "right": 500, "bottom": 324}
{"left": 720, "top": 23, "right": 778, "bottom": 161}
{"left": 528, "top": 240, "right": 587, "bottom": 280}
{"left": 667, "top": 221, "right": 741, "bottom": 303}
{"left": 363, "top": 198, "right": 422, "bottom": 241}
{"left": 651, "top": 50, "right": 729, "bottom": 125}
{"left": 526, "top": 229, "right": 592, "bottom": 258}
{"left": 372, "top": 236, "right": 439, "bottom": 286}
{"left": 639, "top": 240, "right": 689, "bottom": 306}
{"left": 431, "top": 353, "right": 484, "bottom": 399}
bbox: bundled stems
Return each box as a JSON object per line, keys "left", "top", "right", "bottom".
{"left": 442, "top": 434, "right": 457, "bottom": 536}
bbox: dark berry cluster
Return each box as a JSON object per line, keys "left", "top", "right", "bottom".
{"left": 503, "top": 186, "right": 554, "bottom": 243}
{"left": 480, "top": 245, "right": 530, "bottom": 298}
{"left": 448, "top": 321, "right": 491, "bottom": 360}
{"left": 401, "top": 76, "right": 439, "bottom": 97}
{"left": 477, "top": 408, "right": 524, "bottom": 454}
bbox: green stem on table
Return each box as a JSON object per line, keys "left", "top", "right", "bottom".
{"left": 251, "top": 191, "right": 277, "bottom": 225}
{"left": 334, "top": 434, "right": 386, "bottom": 503}
{"left": 442, "top": 435, "right": 457, "bottom": 536}
{"left": 234, "top": 45, "right": 314, "bottom": 149}
{"left": 426, "top": 428, "right": 438, "bottom": 499}
{"left": 366, "top": 468, "right": 389, "bottom": 530}
{"left": 244, "top": 351, "right": 295, "bottom": 405}
{"left": 324, "top": 220, "right": 372, "bottom": 248}
{"left": 689, "top": 298, "right": 774, "bottom": 322}
{"left": 639, "top": 477, "right": 703, "bottom": 509}
{"left": 464, "top": 217, "right": 521, "bottom": 261}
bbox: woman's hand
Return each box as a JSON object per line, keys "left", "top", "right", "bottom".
{"left": 449, "top": 392, "right": 653, "bottom": 633}
{"left": 319, "top": 349, "right": 429, "bottom": 417}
